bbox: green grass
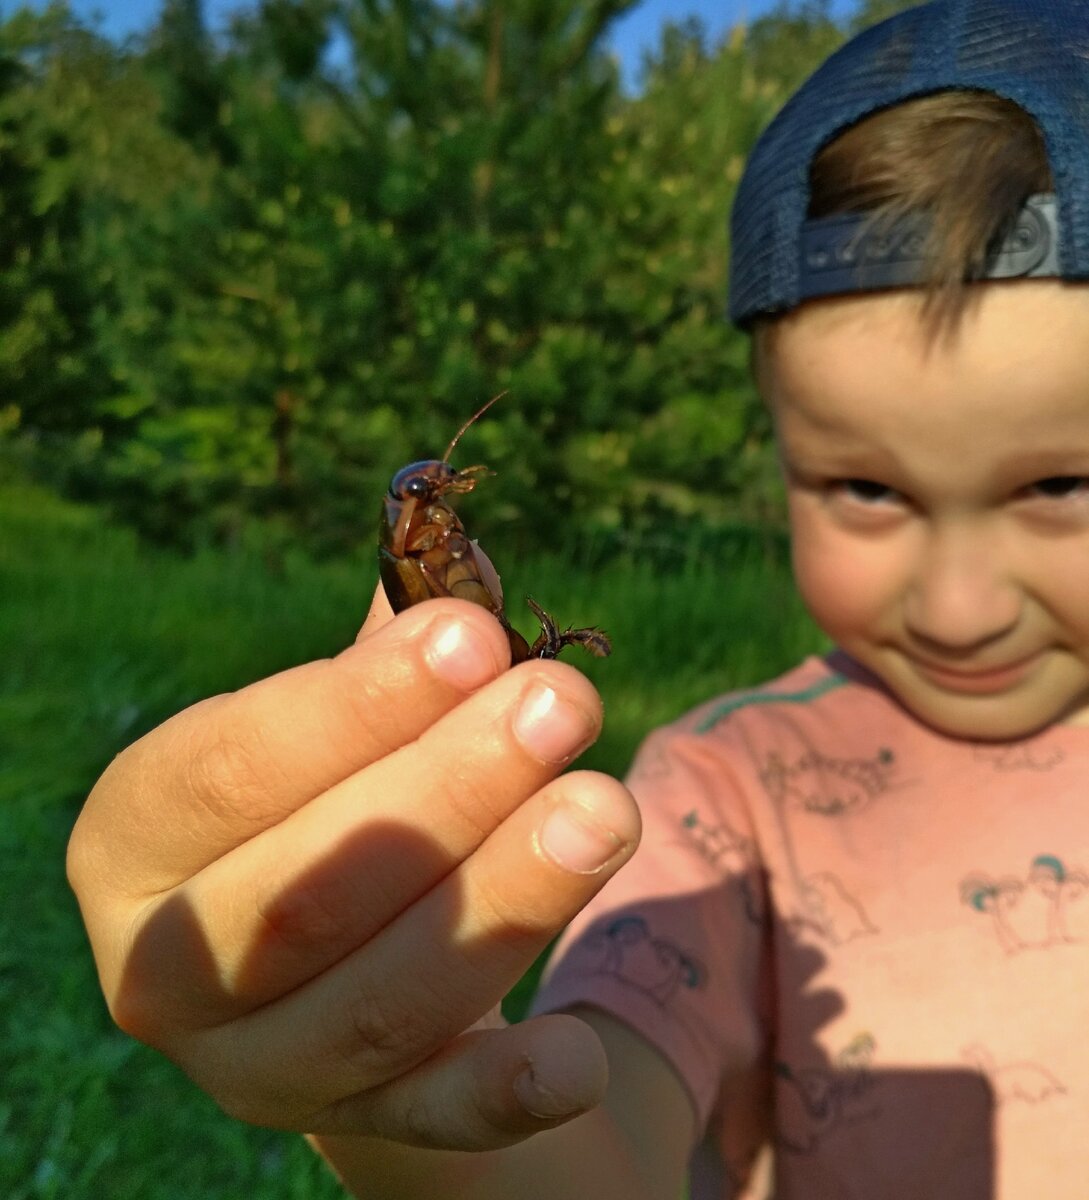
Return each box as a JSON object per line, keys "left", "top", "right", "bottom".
{"left": 1, "top": 484, "right": 826, "bottom": 1199}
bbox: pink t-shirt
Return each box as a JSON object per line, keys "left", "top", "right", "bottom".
{"left": 531, "top": 652, "right": 1089, "bottom": 1198}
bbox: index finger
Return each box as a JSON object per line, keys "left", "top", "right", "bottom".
{"left": 69, "top": 588, "right": 514, "bottom": 899}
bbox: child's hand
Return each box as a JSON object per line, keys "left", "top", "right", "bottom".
{"left": 67, "top": 588, "right": 640, "bottom": 1151}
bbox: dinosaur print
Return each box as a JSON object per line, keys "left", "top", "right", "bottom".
{"left": 961, "top": 1044, "right": 1066, "bottom": 1105}
{"left": 579, "top": 915, "right": 706, "bottom": 1006}
{"left": 793, "top": 872, "right": 879, "bottom": 945}
{"left": 759, "top": 746, "right": 898, "bottom": 816}
{"left": 776, "top": 1033, "right": 880, "bottom": 1154}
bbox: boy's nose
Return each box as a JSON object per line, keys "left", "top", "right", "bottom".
{"left": 901, "top": 528, "right": 1022, "bottom": 652}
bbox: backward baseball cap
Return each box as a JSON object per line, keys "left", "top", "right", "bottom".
{"left": 727, "top": 0, "right": 1089, "bottom": 328}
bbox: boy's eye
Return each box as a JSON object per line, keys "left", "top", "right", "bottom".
{"left": 838, "top": 478, "right": 897, "bottom": 504}
{"left": 1029, "top": 476, "right": 1089, "bottom": 499}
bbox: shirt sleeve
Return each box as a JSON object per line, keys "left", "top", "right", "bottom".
{"left": 529, "top": 715, "right": 773, "bottom": 1138}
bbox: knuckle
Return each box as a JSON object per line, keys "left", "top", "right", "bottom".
{"left": 324, "top": 1085, "right": 450, "bottom": 1148}
{"left": 64, "top": 811, "right": 93, "bottom": 897}
{"left": 329, "top": 648, "right": 417, "bottom": 749}
{"left": 394, "top": 1083, "right": 519, "bottom": 1151}
{"left": 107, "top": 986, "right": 160, "bottom": 1045}
{"left": 472, "top": 875, "right": 552, "bottom": 941}
{"left": 399, "top": 1092, "right": 445, "bottom": 1147}
{"left": 254, "top": 875, "right": 358, "bottom": 956}
{"left": 182, "top": 717, "right": 280, "bottom": 826}
{"left": 67, "top": 744, "right": 144, "bottom": 898}
{"left": 330, "top": 671, "right": 391, "bottom": 743}
{"left": 341, "top": 988, "right": 432, "bottom": 1077}
{"left": 105, "top": 962, "right": 183, "bottom": 1050}
{"left": 437, "top": 763, "right": 505, "bottom": 840}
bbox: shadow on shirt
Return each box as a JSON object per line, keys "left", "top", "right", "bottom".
{"left": 538, "top": 887, "right": 997, "bottom": 1200}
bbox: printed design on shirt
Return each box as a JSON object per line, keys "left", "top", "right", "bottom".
{"left": 961, "top": 1044, "right": 1066, "bottom": 1105}
{"left": 972, "top": 742, "right": 1065, "bottom": 772}
{"left": 759, "top": 746, "right": 898, "bottom": 817}
{"left": 788, "top": 871, "right": 879, "bottom": 946}
{"left": 573, "top": 914, "right": 707, "bottom": 1007}
{"left": 679, "top": 808, "right": 755, "bottom": 871}
{"left": 677, "top": 809, "right": 765, "bottom": 924}
{"left": 694, "top": 672, "right": 850, "bottom": 733}
{"left": 776, "top": 1032, "right": 880, "bottom": 1154}
{"left": 960, "top": 853, "right": 1089, "bottom": 952}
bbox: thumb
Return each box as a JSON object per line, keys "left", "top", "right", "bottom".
{"left": 309, "top": 1013, "right": 608, "bottom": 1149}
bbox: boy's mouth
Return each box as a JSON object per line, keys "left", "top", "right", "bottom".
{"left": 910, "top": 653, "right": 1041, "bottom": 694}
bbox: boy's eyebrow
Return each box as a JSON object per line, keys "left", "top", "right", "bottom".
{"left": 779, "top": 445, "right": 904, "bottom": 475}
{"left": 775, "top": 426, "right": 907, "bottom": 472}
{"left": 991, "top": 448, "right": 1089, "bottom": 476}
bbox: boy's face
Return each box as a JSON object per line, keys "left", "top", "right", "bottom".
{"left": 758, "top": 281, "right": 1089, "bottom": 741}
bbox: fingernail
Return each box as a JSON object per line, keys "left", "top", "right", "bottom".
{"left": 536, "top": 801, "right": 622, "bottom": 874}
{"left": 426, "top": 619, "right": 502, "bottom": 692}
{"left": 513, "top": 685, "right": 595, "bottom": 765}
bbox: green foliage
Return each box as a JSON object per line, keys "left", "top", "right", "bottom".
{"left": 0, "top": 11, "right": 118, "bottom": 456}
{"left": 0, "top": 0, "right": 891, "bottom": 554}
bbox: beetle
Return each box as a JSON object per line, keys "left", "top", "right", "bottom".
{"left": 378, "top": 393, "right": 611, "bottom": 664}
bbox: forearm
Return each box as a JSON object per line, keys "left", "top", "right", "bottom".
{"left": 310, "top": 1104, "right": 658, "bottom": 1200}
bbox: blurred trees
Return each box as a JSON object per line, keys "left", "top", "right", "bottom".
{"left": 0, "top": 10, "right": 119, "bottom": 463}
{"left": 0, "top": 0, "right": 912, "bottom": 556}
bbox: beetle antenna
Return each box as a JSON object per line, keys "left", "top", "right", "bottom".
{"left": 442, "top": 390, "right": 508, "bottom": 463}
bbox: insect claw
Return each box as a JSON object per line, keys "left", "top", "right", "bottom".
{"left": 446, "top": 463, "right": 491, "bottom": 494}
{"left": 567, "top": 627, "right": 613, "bottom": 658}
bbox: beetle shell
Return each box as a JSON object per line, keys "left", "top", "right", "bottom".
{"left": 378, "top": 453, "right": 610, "bottom": 665}
{"left": 379, "top": 458, "right": 533, "bottom": 661}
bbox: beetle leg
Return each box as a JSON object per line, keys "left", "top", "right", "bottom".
{"left": 526, "top": 597, "right": 563, "bottom": 659}
{"left": 524, "top": 597, "right": 612, "bottom": 661}
{"left": 558, "top": 627, "right": 613, "bottom": 658}
{"left": 439, "top": 464, "right": 492, "bottom": 497}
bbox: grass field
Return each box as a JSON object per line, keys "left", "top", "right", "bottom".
{"left": 1, "top": 484, "right": 826, "bottom": 1199}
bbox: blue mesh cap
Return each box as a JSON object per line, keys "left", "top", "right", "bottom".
{"left": 728, "top": 0, "right": 1089, "bottom": 327}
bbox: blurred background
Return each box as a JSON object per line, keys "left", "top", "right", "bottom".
{"left": 1, "top": 1, "right": 908, "bottom": 1196}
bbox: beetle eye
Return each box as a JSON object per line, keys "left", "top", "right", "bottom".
{"left": 389, "top": 459, "right": 459, "bottom": 500}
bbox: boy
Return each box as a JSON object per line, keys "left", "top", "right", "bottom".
{"left": 67, "top": 0, "right": 1089, "bottom": 1195}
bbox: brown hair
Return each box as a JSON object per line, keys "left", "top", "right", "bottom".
{"left": 805, "top": 89, "right": 1053, "bottom": 330}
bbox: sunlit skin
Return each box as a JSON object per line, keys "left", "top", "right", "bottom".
{"left": 756, "top": 281, "right": 1089, "bottom": 741}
